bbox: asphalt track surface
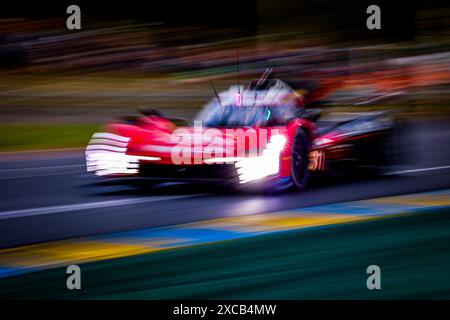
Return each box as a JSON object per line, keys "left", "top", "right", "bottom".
{"left": 0, "top": 119, "right": 449, "bottom": 250}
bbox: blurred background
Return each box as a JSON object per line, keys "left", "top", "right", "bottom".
{"left": 0, "top": 0, "right": 450, "bottom": 300}
{"left": 0, "top": 0, "right": 448, "bottom": 151}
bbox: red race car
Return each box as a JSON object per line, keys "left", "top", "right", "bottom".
{"left": 86, "top": 75, "right": 401, "bottom": 192}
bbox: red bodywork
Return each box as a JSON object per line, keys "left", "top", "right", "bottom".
{"left": 98, "top": 115, "right": 317, "bottom": 182}
{"left": 86, "top": 78, "right": 395, "bottom": 188}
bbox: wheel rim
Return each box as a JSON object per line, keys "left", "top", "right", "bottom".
{"left": 291, "top": 136, "right": 308, "bottom": 187}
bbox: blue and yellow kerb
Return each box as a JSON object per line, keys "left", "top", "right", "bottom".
{"left": 1, "top": 189, "right": 450, "bottom": 278}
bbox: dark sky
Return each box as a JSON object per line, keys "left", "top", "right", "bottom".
{"left": 1, "top": 0, "right": 447, "bottom": 41}
{"left": 1, "top": 1, "right": 257, "bottom": 28}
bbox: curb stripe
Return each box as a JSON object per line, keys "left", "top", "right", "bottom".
{"left": 1, "top": 189, "right": 449, "bottom": 278}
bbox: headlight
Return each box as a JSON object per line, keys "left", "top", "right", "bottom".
{"left": 235, "top": 134, "right": 286, "bottom": 184}
{"left": 86, "top": 132, "right": 160, "bottom": 176}
{"left": 263, "top": 134, "right": 287, "bottom": 154}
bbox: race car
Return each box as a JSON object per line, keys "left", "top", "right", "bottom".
{"left": 86, "top": 73, "right": 401, "bottom": 192}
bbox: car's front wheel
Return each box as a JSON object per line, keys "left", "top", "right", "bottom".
{"left": 290, "top": 128, "right": 311, "bottom": 190}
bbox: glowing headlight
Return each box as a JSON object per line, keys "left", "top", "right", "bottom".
{"left": 235, "top": 134, "right": 286, "bottom": 184}
{"left": 85, "top": 132, "right": 160, "bottom": 176}
{"left": 263, "top": 134, "right": 286, "bottom": 154}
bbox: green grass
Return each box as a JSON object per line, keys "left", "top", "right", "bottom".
{"left": 0, "top": 123, "right": 101, "bottom": 152}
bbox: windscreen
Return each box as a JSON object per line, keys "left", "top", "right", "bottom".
{"left": 197, "top": 102, "right": 301, "bottom": 127}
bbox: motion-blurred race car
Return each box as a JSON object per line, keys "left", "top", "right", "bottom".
{"left": 86, "top": 72, "right": 404, "bottom": 192}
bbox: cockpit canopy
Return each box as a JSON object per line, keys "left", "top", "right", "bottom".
{"left": 196, "top": 79, "right": 304, "bottom": 127}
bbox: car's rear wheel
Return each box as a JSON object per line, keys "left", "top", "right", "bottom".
{"left": 290, "top": 129, "right": 311, "bottom": 190}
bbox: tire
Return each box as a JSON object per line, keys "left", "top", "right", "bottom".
{"left": 289, "top": 128, "right": 311, "bottom": 190}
